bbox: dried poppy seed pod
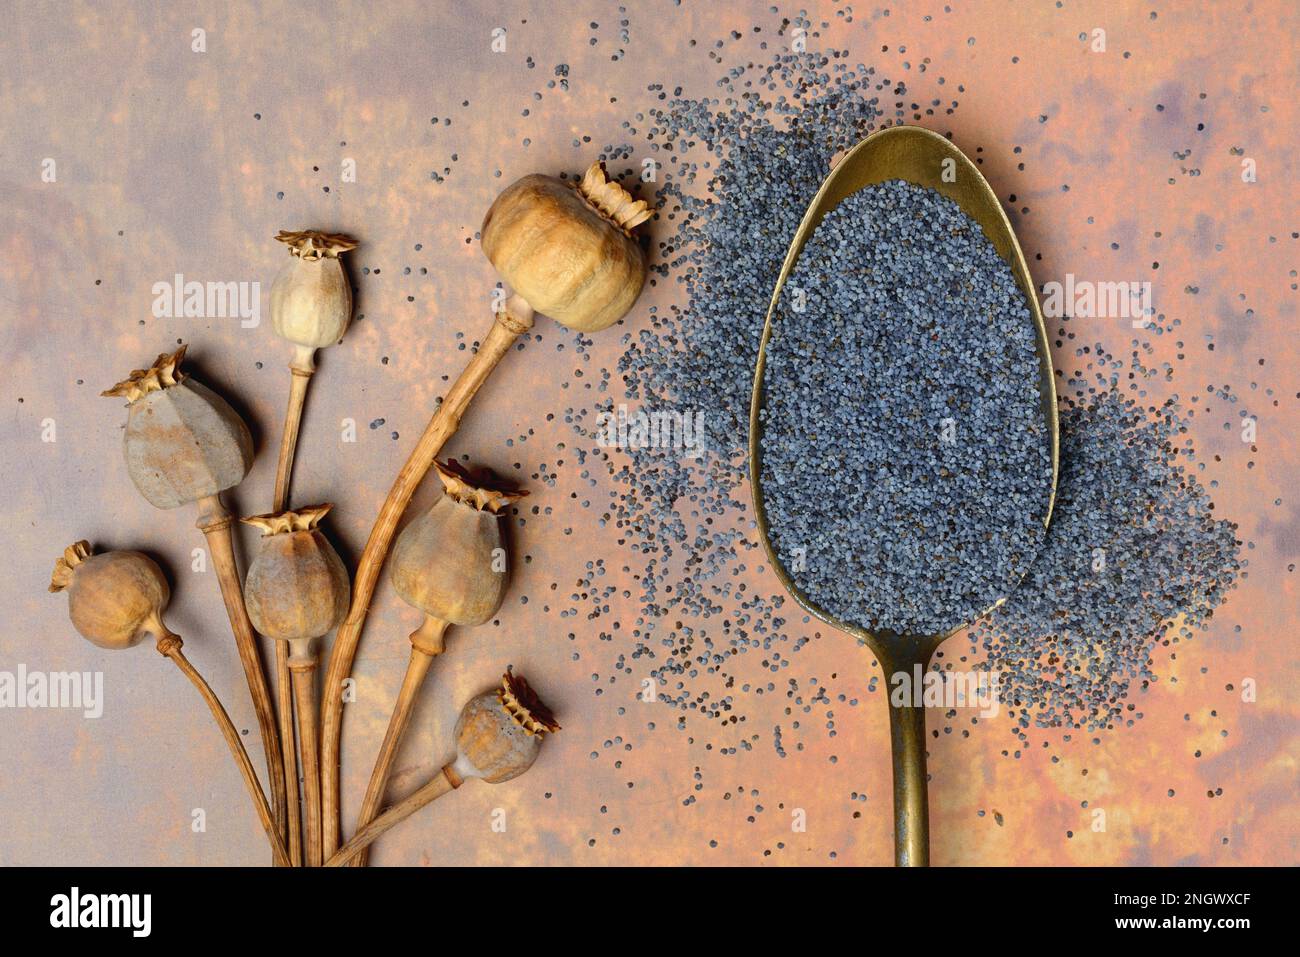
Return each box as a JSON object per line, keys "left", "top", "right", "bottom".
{"left": 269, "top": 230, "right": 358, "bottom": 361}
{"left": 242, "top": 504, "right": 350, "bottom": 642}
{"left": 452, "top": 672, "right": 561, "bottom": 784}
{"left": 48, "top": 541, "right": 174, "bottom": 650}
{"left": 101, "top": 345, "right": 253, "bottom": 510}
{"left": 390, "top": 461, "right": 526, "bottom": 632}
{"left": 481, "top": 162, "right": 649, "bottom": 332}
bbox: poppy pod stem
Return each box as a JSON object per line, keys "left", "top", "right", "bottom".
{"left": 321, "top": 163, "right": 647, "bottom": 857}
{"left": 193, "top": 492, "right": 289, "bottom": 856}
{"left": 158, "top": 633, "right": 293, "bottom": 868}
{"left": 275, "top": 645, "right": 302, "bottom": 868}
{"left": 326, "top": 764, "right": 462, "bottom": 867}
{"left": 319, "top": 297, "right": 534, "bottom": 855}
{"left": 286, "top": 637, "right": 322, "bottom": 866}
{"left": 269, "top": 343, "right": 317, "bottom": 869}
{"left": 272, "top": 345, "right": 317, "bottom": 514}
{"left": 351, "top": 616, "right": 448, "bottom": 865}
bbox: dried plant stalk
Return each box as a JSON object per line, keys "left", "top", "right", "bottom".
{"left": 161, "top": 636, "right": 292, "bottom": 868}
{"left": 269, "top": 349, "right": 313, "bottom": 852}
{"left": 351, "top": 621, "right": 443, "bottom": 865}
{"left": 269, "top": 413, "right": 306, "bottom": 866}
{"left": 326, "top": 766, "right": 461, "bottom": 867}
{"left": 319, "top": 300, "right": 533, "bottom": 854}
{"left": 277, "top": 646, "right": 302, "bottom": 867}
{"left": 273, "top": 355, "right": 315, "bottom": 513}
{"left": 289, "top": 641, "right": 322, "bottom": 867}
{"left": 322, "top": 164, "right": 647, "bottom": 857}
{"left": 194, "top": 493, "right": 289, "bottom": 852}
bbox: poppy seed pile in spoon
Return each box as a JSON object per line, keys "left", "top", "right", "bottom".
{"left": 549, "top": 35, "right": 1242, "bottom": 751}
{"left": 757, "top": 180, "right": 1053, "bottom": 636}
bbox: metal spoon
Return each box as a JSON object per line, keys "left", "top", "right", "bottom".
{"left": 748, "top": 125, "right": 1060, "bottom": 866}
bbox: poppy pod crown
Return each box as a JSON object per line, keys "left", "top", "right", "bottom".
{"left": 275, "top": 230, "right": 358, "bottom": 261}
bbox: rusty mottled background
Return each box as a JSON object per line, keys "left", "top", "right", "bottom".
{"left": 0, "top": 0, "right": 1296, "bottom": 865}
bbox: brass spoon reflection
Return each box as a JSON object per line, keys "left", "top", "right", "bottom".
{"left": 748, "top": 125, "right": 1060, "bottom": 866}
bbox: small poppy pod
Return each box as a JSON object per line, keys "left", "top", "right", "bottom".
{"left": 454, "top": 672, "right": 560, "bottom": 784}
{"left": 242, "top": 504, "right": 351, "bottom": 641}
{"left": 390, "top": 461, "right": 526, "bottom": 627}
{"left": 101, "top": 345, "right": 254, "bottom": 510}
{"left": 269, "top": 230, "right": 358, "bottom": 351}
{"left": 49, "top": 541, "right": 174, "bottom": 650}
{"left": 480, "top": 162, "right": 650, "bottom": 333}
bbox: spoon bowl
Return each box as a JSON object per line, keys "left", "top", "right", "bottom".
{"left": 748, "top": 125, "right": 1059, "bottom": 865}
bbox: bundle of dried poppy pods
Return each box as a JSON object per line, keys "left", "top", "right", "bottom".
{"left": 53, "top": 160, "right": 650, "bottom": 865}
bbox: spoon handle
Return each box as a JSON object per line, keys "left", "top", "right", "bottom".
{"left": 886, "top": 692, "right": 930, "bottom": 866}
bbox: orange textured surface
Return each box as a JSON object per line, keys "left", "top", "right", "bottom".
{"left": 0, "top": 0, "right": 1295, "bottom": 865}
